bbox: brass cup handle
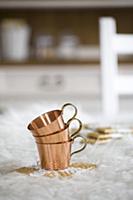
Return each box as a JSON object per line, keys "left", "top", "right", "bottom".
{"left": 67, "top": 118, "right": 82, "bottom": 138}
{"left": 71, "top": 135, "right": 87, "bottom": 156}
{"left": 61, "top": 103, "right": 78, "bottom": 122}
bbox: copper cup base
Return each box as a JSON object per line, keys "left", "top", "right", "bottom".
{"left": 41, "top": 161, "right": 70, "bottom": 170}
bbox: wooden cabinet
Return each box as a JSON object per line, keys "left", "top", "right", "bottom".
{"left": 0, "top": 1, "right": 133, "bottom": 114}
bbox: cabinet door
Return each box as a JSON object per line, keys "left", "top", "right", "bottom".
{"left": 0, "top": 66, "right": 99, "bottom": 96}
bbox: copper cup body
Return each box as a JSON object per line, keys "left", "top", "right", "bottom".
{"left": 27, "top": 103, "right": 86, "bottom": 170}
{"left": 34, "top": 126, "right": 70, "bottom": 144}
{"left": 27, "top": 103, "right": 78, "bottom": 136}
{"left": 36, "top": 135, "right": 87, "bottom": 170}
{"left": 36, "top": 141, "right": 72, "bottom": 170}
{"left": 34, "top": 118, "right": 82, "bottom": 143}
{"left": 27, "top": 110, "right": 65, "bottom": 136}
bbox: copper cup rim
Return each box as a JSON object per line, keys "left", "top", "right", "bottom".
{"left": 36, "top": 138, "right": 73, "bottom": 145}
{"left": 27, "top": 109, "right": 62, "bottom": 130}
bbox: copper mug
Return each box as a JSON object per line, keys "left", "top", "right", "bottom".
{"left": 34, "top": 118, "right": 82, "bottom": 143}
{"left": 27, "top": 103, "right": 77, "bottom": 136}
{"left": 36, "top": 135, "right": 87, "bottom": 170}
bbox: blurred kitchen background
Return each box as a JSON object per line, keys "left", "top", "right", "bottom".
{"left": 0, "top": 0, "right": 133, "bottom": 122}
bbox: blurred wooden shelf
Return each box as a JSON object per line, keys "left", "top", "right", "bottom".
{"left": 0, "top": 59, "right": 100, "bottom": 67}
{"left": 0, "top": 57, "right": 133, "bottom": 68}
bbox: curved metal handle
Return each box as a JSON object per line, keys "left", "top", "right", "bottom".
{"left": 71, "top": 135, "right": 87, "bottom": 157}
{"left": 67, "top": 118, "right": 82, "bottom": 138}
{"left": 61, "top": 103, "right": 77, "bottom": 122}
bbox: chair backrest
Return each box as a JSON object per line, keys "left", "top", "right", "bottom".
{"left": 99, "top": 17, "right": 133, "bottom": 118}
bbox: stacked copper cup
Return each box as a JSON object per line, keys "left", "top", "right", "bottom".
{"left": 27, "top": 103, "right": 87, "bottom": 170}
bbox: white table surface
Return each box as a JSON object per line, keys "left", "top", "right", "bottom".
{"left": 0, "top": 104, "right": 133, "bottom": 200}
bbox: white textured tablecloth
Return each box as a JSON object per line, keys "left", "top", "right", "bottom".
{"left": 0, "top": 105, "right": 133, "bottom": 200}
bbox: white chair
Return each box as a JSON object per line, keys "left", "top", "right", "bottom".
{"left": 99, "top": 17, "right": 133, "bottom": 118}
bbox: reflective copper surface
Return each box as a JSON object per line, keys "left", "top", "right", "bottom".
{"left": 27, "top": 103, "right": 77, "bottom": 136}
{"left": 34, "top": 126, "right": 70, "bottom": 143}
{"left": 34, "top": 118, "right": 82, "bottom": 143}
{"left": 36, "top": 135, "right": 87, "bottom": 170}
{"left": 32, "top": 118, "right": 82, "bottom": 143}
{"left": 27, "top": 113, "right": 64, "bottom": 136}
